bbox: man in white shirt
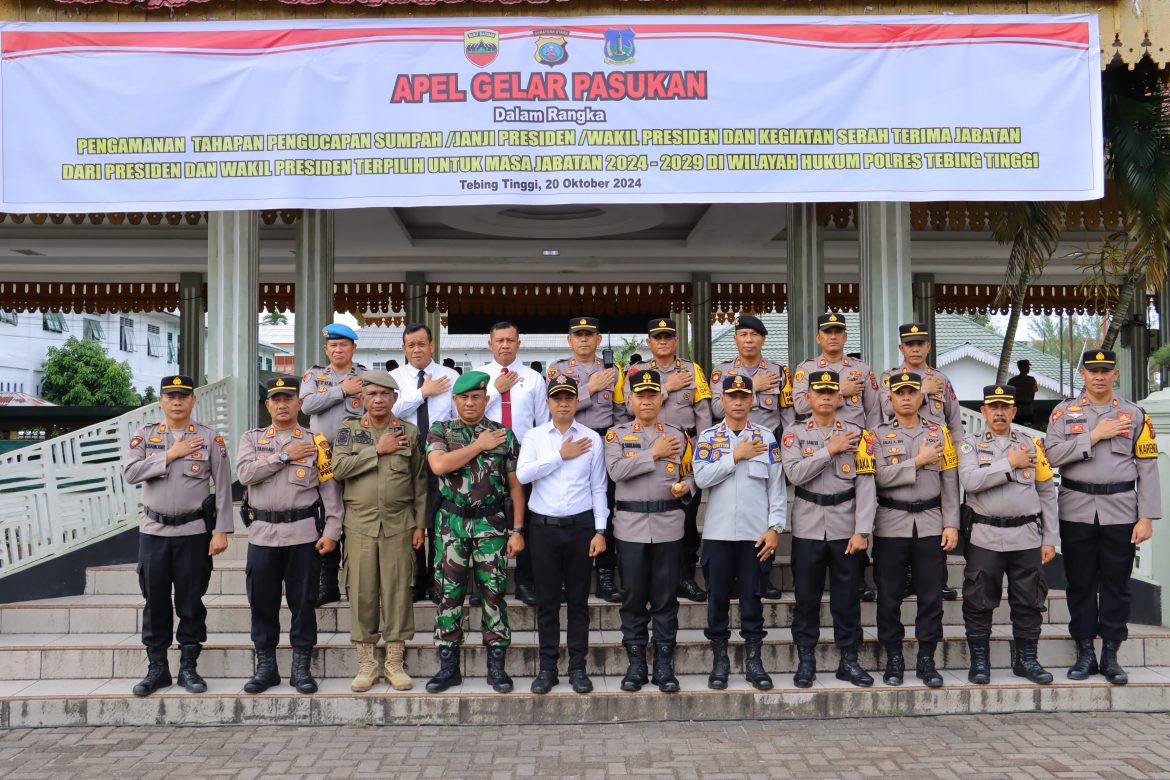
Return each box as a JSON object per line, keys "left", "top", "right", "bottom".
{"left": 476, "top": 321, "right": 550, "bottom": 604}
{"left": 517, "top": 374, "right": 607, "bottom": 694}
{"left": 390, "top": 322, "right": 460, "bottom": 603}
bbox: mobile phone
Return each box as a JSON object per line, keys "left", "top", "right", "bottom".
{"left": 602, "top": 348, "right": 615, "bottom": 368}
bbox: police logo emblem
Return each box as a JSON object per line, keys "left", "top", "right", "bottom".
{"left": 464, "top": 29, "right": 499, "bottom": 68}
{"left": 534, "top": 30, "right": 569, "bottom": 67}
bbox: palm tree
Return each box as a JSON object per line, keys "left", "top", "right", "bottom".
{"left": 261, "top": 310, "right": 288, "bottom": 326}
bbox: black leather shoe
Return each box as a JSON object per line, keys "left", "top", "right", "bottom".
{"left": 596, "top": 568, "right": 623, "bottom": 603}
{"left": 132, "top": 648, "right": 172, "bottom": 697}
{"left": 425, "top": 646, "right": 462, "bottom": 693}
{"left": 882, "top": 642, "right": 904, "bottom": 686}
{"left": 858, "top": 585, "right": 877, "bottom": 602}
{"left": 744, "top": 640, "right": 773, "bottom": 691}
{"left": 469, "top": 589, "right": 482, "bottom": 607}
{"left": 569, "top": 669, "right": 594, "bottom": 694}
{"left": 760, "top": 584, "right": 784, "bottom": 600}
{"left": 1100, "top": 639, "right": 1128, "bottom": 685}
{"left": 621, "top": 644, "right": 649, "bottom": 692}
{"left": 941, "top": 585, "right": 959, "bottom": 601}
{"left": 515, "top": 582, "right": 538, "bottom": 606}
{"left": 289, "top": 647, "right": 318, "bottom": 694}
{"left": 530, "top": 668, "right": 558, "bottom": 694}
{"left": 968, "top": 636, "right": 991, "bottom": 685}
{"left": 486, "top": 646, "right": 514, "bottom": 693}
{"left": 677, "top": 578, "right": 708, "bottom": 602}
{"left": 1067, "top": 638, "right": 1098, "bottom": 680}
{"left": 708, "top": 638, "right": 730, "bottom": 690}
{"left": 793, "top": 645, "right": 816, "bottom": 689}
{"left": 836, "top": 646, "right": 874, "bottom": 687}
{"left": 915, "top": 641, "right": 943, "bottom": 687}
{"left": 651, "top": 642, "right": 680, "bottom": 693}
{"left": 1012, "top": 638, "right": 1053, "bottom": 684}
{"left": 176, "top": 644, "right": 207, "bottom": 694}
{"left": 244, "top": 647, "right": 281, "bottom": 694}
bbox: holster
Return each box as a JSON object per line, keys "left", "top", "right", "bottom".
{"left": 315, "top": 500, "right": 326, "bottom": 536}
{"left": 201, "top": 493, "right": 218, "bottom": 534}
{"left": 240, "top": 496, "right": 255, "bottom": 528}
{"left": 959, "top": 503, "right": 974, "bottom": 540}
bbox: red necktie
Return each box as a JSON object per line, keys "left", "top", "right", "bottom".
{"left": 500, "top": 367, "right": 513, "bottom": 429}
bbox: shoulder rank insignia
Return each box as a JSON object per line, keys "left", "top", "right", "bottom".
{"left": 129, "top": 435, "right": 142, "bottom": 449}
{"left": 605, "top": 430, "right": 617, "bottom": 443}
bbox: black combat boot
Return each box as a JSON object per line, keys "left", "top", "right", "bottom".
{"left": 132, "top": 647, "right": 172, "bottom": 696}
{"left": 915, "top": 641, "right": 944, "bottom": 688}
{"left": 677, "top": 569, "right": 707, "bottom": 602}
{"left": 244, "top": 646, "right": 280, "bottom": 694}
{"left": 425, "top": 646, "right": 462, "bottom": 693}
{"left": 1067, "top": 638, "right": 1098, "bottom": 680}
{"left": 620, "top": 643, "right": 649, "bottom": 692}
{"left": 289, "top": 647, "right": 318, "bottom": 694}
{"left": 793, "top": 645, "right": 816, "bottom": 689}
{"left": 176, "top": 644, "right": 207, "bottom": 693}
{"left": 651, "top": 641, "right": 680, "bottom": 692}
{"left": 836, "top": 645, "right": 874, "bottom": 687}
{"left": 316, "top": 548, "right": 342, "bottom": 605}
{"left": 967, "top": 636, "right": 991, "bottom": 684}
{"left": 486, "top": 646, "right": 514, "bottom": 693}
{"left": 596, "top": 567, "right": 623, "bottom": 603}
{"left": 882, "top": 642, "right": 905, "bottom": 686}
{"left": 530, "top": 668, "right": 558, "bottom": 694}
{"left": 1012, "top": 638, "right": 1053, "bottom": 684}
{"left": 707, "top": 638, "right": 730, "bottom": 690}
{"left": 1099, "top": 639, "right": 1128, "bottom": 685}
{"left": 744, "top": 639, "right": 773, "bottom": 691}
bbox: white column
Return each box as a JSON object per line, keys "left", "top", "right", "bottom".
{"left": 787, "top": 203, "right": 824, "bottom": 367}
{"left": 207, "top": 210, "right": 259, "bottom": 448}
{"left": 178, "top": 271, "right": 205, "bottom": 384}
{"left": 1138, "top": 388, "right": 1170, "bottom": 617}
{"left": 912, "top": 272, "right": 937, "bottom": 367}
{"left": 427, "top": 308, "right": 442, "bottom": 361}
{"left": 294, "top": 210, "right": 335, "bottom": 377}
{"left": 405, "top": 271, "right": 426, "bottom": 326}
{"left": 859, "top": 202, "right": 913, "bottom": 375}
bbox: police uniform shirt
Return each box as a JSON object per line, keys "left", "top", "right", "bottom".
{"left": 546, "top": 355, "right": 626, "bottom": 430}
{"left": 709, "top": 358, "right": 795, "bottom": 432}
{"left": 957, "top": 430, "right": 1059, "bottom": 551}
{"left": 692, "top": 421, "right": 787, "bottom": 541}
{"left": 792, "top": 354, "right": 881, "bottom": 429}
{"left": 332, "top": 415, "right": 428, "bottom": 539}
{"left": 879, "top": 364, "right": 964, "bottom": 434}
{"left": 1043, "top": 394, "right": 1161, "bottom": 525}
{"left": 299, "top": 362, "right": 368, "bottom": 443}
{"left": 779, "top": 418, "right": 877, "bottom": 541}
{"left": 625, "top": 358, "right": 713, "bottom": 434}
{"left": 236, "top": 426, "right": 343, "bottom": 547}
{"left": 390, "top": 360, "right": 459, "bottom": 429}
{"left": 873, "top": 417, "right": 960, "bottom": 538}
{"left": 604, "top": 420, "right": 696, "bottom": 543}
{"left": 477, "top": 359, "right": 551, "bottom": 442}
{"left": 125, "top": 421, "right": 234, "bottom": 536}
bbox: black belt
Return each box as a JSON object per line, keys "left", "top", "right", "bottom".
{"left": 530, "top": 510, "right": 594, "bottom": 528}
{"left": 144, "top": 506, "right": 203, "bottom": 526}
{"left": 439, "top": 499, "right": 504, "bottom": 519}
{"left": 877, "top": 495, "right": 943, "bottom": 513}
{"left": 969, "top": 510, "right": 1040, "bottom": 529}
{"left": 247, "top": 503, "right": 320, "bottom": 525}
{"left": 615, "top": 499, "right": 684, "bottom": 513}
{"left": 1061, "top": 477, "right": 1136, "bottom": 496}
{"left": 795, "top": 487, "right": 856, "bottom": 507}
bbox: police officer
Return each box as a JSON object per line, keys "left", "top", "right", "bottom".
{"left": 123, "top": 375, "right": 233, "bottom": 696}
{"left": 546, "top": 317, "right": 626, "bottom": 603}
{"left": 607, "top": 369, "right": 696, "bottom": 693}
{"left": 792, "top": 313, "right": 881, "bottom": 429}
{"left": 626, "top": 317, "right": 712, "bottom": 602}
{"left": 236, "top": 377, "right": 343, "bottom": 695}
{"left": 709, "top": 313, "right": 793, "bottom": 600}
{"left": 1043, "top": 349, "right": 1159, "bottom": 684}
{"left": 958, "top": 384, "right": 1059, "bottom": 685}
{"left": 424, "top": 371, "right": 526, "bottom": 694}
{"left": 332, "top": 371, "right": 427, "bottom": 692}
{"left": 873, "top": 371, "right": 959, "bottom": 687}
{"left": 299, "top": 322, "right": 367, "bottom": 604}
{"left": 780, "top": 370, "right": 876, "bottom": 689}
{"left": 693, "top": 374, "right": 786, "bottom": 691}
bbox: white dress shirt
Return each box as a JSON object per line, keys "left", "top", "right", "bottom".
{"left": 517, "top": 421, "right": 608, "bottom": 530}
{"left": 477, "top": 359, "right": 550, "bottom": 442}
{"left": 390, "top": 360, "right": 459, "bottom": 430}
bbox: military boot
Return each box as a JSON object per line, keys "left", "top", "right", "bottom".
{"left": 132, "top": 647, "right": 172, "bottom": 696}
{"left": 967, "top": 635, "right": 991, "bottom": 684}
{"left": 425, "top": 646, "right": 462, "bottom": 693}
{"left": 486, "top": 646, "right": 513, "bottom": 693}
{"left": 1011, "top": 638, "right": 1053, "bottom": 684}
{"left": 315, "top": 547, "right": 342, "bottom": 605}
{"left": 620, "top": 643, "right": 649, "bottom": 692}
{"left": 1067, "top": 638, "right": 1098, "bottom": 680}
{"left": 836, "top": 645, "right": 874, "bottom": 687}
{"left": 596, "top": 567, "right": 623, "bottom": 603}
{"left": 882, "top": 642, "right": 905, "bottom": 686}
{"left": 289, "top": 647, "right": 318, "bottom": 694}
{"left": 176, "top": 644, "right": 207, "bottom": 693}
{"left": 915, "top": 641, "right": 944, "bottom": 688}
{"left": 384, "top": 640, "right": 412, "bottom": 691}
{"left": 793, "top": 645, "right": 816, "bottom": 689}
{"left": 351, "top": 642, "right": 380, "bottom": 692}
{"left": 707, "top": 638, "right": 730, "bottom": 690}
{"left": 244, "top": 646, "right": 280, "bottom": 694}
{"left": 651, "top": 641, "right": 680, "bottom": 692}
{"left": 1100, "top": 639, "right": 1129, "bottom": 685}
{"left": 677, "top": 569, "right": 707, "bottom": 602}
{"left": 744, "top": 639, "right": 773, "bottom": 691}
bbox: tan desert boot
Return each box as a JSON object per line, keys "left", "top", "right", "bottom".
{"left": 351, "top": 642, "right": 380, "bottom": 692}
{"left": 384, "top": 640, "right": 413, "bottom": 691}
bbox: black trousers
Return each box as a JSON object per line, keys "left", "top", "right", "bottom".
{"left": 873, "top": 531, "right": 945, "bottom": 644}
{"left": 246, "top": 541, "right": 321, "bottom": 649}
{"left": 413, "top": 473, "right": 441, "bottom": 592}
{"left": 530, "top": 517, "right": 594, "bottom": 670}
{"left": 1061, "top": 517, "right": 1137, "bottom": 642}
{"left": 512, "top": 482, "right": 536, "bottom": 591}
{"left": 618, "top": 539, "right": 681, "bottom": 646}
{"left": 791, "top": 537, "right": 862, "bottom": 649}
{"left": 679, "top": 488, "right": 703, "bottom": 576}
{"left": 702, "top": 539, "right": 765, "bottom": 642}
{"left": 137, "top": 531, "right": 213, "bottom": 651}
{"left": 962, "top": 543, "right": 1047, "bottom": 640}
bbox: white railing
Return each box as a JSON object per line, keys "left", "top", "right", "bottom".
{"left": 956, "top": 406, "right": 1045, "bottom": 441}
{"left": 0, "top": 378, "right": 231, "bottom": 577}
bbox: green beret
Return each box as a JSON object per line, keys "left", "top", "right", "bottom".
{"left": 453, "top": 370, "right": 491, "bottom": 395}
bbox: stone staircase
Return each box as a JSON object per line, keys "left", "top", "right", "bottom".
{"left": 1, "top": 529, "right": 1168, "bottom": 727}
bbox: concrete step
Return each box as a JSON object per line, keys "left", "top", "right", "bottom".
{"left": 0, "top": 624, "right": 1161, "bottom": 681}
{"left": 2, "top": 670, "right": 1169, "bottom": 728}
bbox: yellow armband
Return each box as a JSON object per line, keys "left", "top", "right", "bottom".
{"left": 780, "top": 367, "right": 794, "bottom": 408}
{"left": 680, "top": 434, "right": 694, "bottom": 477}
{"left": 692, "top": 365, "right": 712, "bottom": 402}
{"left": 940, "top": 425, "right": 958, "bottom": 471}
{"left": 314, "top": 432, "right": 334, "bottom": 483}
{"left": 613, "top": 362, "right": 625, "bottom": 404}
{"left": 1031, "top": 436, "right": 1054, "bottom": 481}
{"left": 1136, "top": 415, "right": 1159, "bottom": 459}
{"left": 854, "top": 430, "right": 876, "bottom": 475}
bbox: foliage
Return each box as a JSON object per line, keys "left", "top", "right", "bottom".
{"left": 40, "top": 337, "right": 141, "bottom": 406}
{"left": 613, "top": 336, "right": 645, "bottom": 368}
{"left": 141, "top": 386, "right": 157, "bottom": 406}
{"left": 1027, "top": 314, "right": 1104, "bottom": 363}
{"left": 261, "top": 310, "right": 288, "bottom": 326}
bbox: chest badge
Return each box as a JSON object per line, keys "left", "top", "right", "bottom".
{"left": 295, "top": 467, "right": 307, "bottom": 478}
{"left": 666, "top": 463, "right": 675, "bottom": 473}
{"left": 841, "top": 463, "right": 852, "bottom": 474}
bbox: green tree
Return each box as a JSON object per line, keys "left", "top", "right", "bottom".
{"left": 141, "top": 386, "right": 157, "bottom": 406}
{"left": 40, "top": 337, "right": 141, "bottom": 406}
{"left": 261, "top": 310, "right": 288, "bottom": 326}
{"left": 613, "top": 336, "right": 645, "bottom": 368}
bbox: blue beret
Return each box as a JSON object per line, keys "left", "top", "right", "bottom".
{"left": 322, "top": 323, "right": 358, "bottom": 342}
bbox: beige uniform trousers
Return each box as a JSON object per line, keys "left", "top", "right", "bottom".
{"left": 346, "top": 530, "right": 416, "bottom": 643}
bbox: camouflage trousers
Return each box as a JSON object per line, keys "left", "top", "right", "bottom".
{"left": 433, "top": 533, "right": 511, "bottom": 647}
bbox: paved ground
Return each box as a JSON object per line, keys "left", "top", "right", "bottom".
{"left": 0, "top": 713, "right": 1166, "bottom": 779}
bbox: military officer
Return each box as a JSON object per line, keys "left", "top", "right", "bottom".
{"left": 693, "top": 374, "right": 786, "bottom": 691}
{"left": 780, "top": 370, "right": 877, "bottom": 689}
{"left": 1043, "top": 348, "right": 1159, "bottom": 685}
{"left": 123, "top": 374, "right": 233, "bottom": 696}
{"left": 958, "top": 384, "right": 1059, "bottom": 685}
{"left": 873, "top": 371, "right": 959, "bottom": 688}
{"left": 607, "top": 369, "right": 696, "bottom": 693}
{"left": 547, "top": 316, "right": 626, "bottom": 603}
{"left": 332, "top": 370, "right": 427, "bottom": 692}
{"left": 236, "top": 377, "right": 343, "bottom": 695}
{"left": 424, "top": 371, "right": 526, "bottom": 694}
{"left": 299, "top": 321, "right": 367, "bottom": 604}
{"left": 626, "top": 317, "right": 712, "bottom": 603}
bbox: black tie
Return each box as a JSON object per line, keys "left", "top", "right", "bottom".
{"left": 417, "top": 369, "right": 430, "bottom": 434}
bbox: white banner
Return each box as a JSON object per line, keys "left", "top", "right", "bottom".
{"left": 0, "top": 15, "right": 1102, "bottom": 211}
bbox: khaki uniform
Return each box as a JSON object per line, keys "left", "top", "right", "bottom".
{"left": 625, "top": 359, "right": 713, "bottom": 435}
{"left": 299, "top": 362, "right": 368, "bottom": 443}
{"left": 879, "top": 364, "right": 964, "bottom": 434}
{"left": 709, "top": 358, "right": 795, "bottom": 433}
{"left": 547, "top": 356, "right": 627, "bottom": 430}
{"left": 792, "top": 355, "right": 881, "bottom": 429}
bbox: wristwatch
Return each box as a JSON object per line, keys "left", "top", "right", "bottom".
{"left": 278, "top": 451, "right": 291, "bottom": 464}
{"left": 509, "top": 526, "right": 526, "bottom": 537}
